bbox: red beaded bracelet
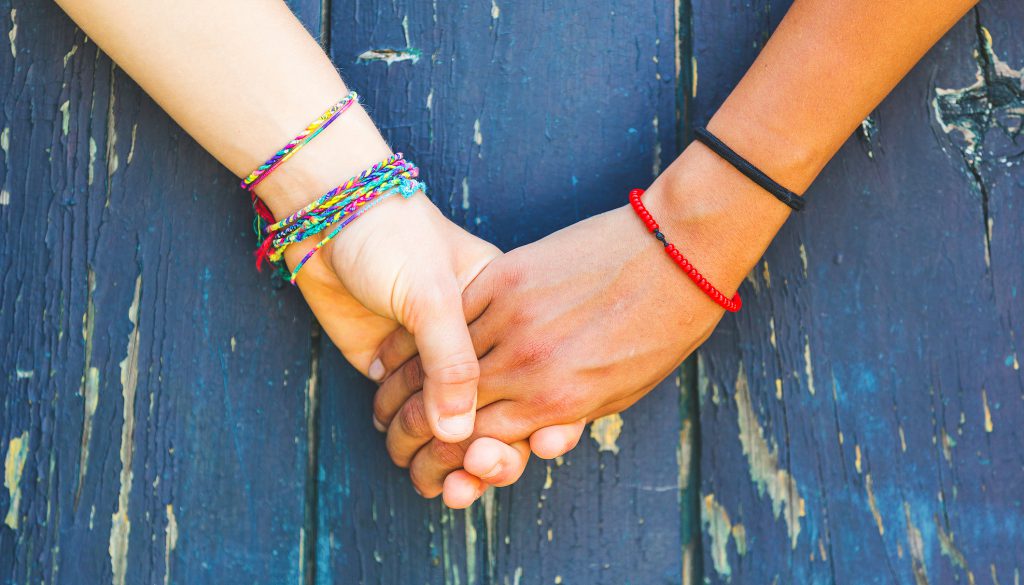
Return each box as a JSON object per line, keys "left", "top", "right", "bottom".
{"left": 629, "top": 188, "right": 742, "bottom": 313}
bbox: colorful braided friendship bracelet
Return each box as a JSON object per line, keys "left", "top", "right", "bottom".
{"left": 629, "top": 188, "right": 742, "bottom": 313}
{"left": 238, "top": 92, "right": 425, "bottom": 285}
{"left": 242, "top": 91, "right": 360, "bottom": 225}
{"left": 257, "top": 154, "right": 424, "bottom": 283}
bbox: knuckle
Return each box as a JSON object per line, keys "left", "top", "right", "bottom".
{"left": 402, "top": 357, "right": 425, "bottom": 391}
{"left": 508, "top": 338, "right": 557, "bottom": 371}
{"left": 429, "top": 439, "right": 468, "bottom": 469}
{"left": 397, "top": 397, "right": 431, "bottom": 439}
{"left": 430, "top": 358, "right": 480, "bottom": 387}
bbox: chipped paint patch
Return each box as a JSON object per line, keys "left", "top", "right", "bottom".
{"left": 799, "top": 244, "right": 808, "bottom": 277}
{"left": 110, "top": 275, "right": 142, "bottom": 585}
{"left": 357, "top": 48, "right": 421, "bottom": 65}
{"left": 462, "top": 177, "right": 470, "bottom": 210}
{"left": 1, "top": 126, "right": 9, "bottom": 205}
{"left": 937, "top": 518, "right": 976, "bottom": 584}
{"left": 803, "top": 336, "right": 816, "bottom": 396}
{"left": 60, "top": 100, "right": 71, "bottom": 136}
{"left": 855, "top": 444, "right": 862, "bottom": 474}
{"left": 904, "top": 503, "right": 930, "bottom": 585}
{"left": 4, "top": 431, "right": 29, "bottom": 529}
{"left": 652, "top": 116, "right": 662, "bottom": 177}
{"left": 63, "top": 43, "right": 78, "bottom": 67}
{"left": 734, "top": 364, "right": 806, "bottom": 548}
{"left": 164, "top": 505, "right": 178, "bottom": 585}
{"left": 8, "top": 9, "right": 15, "bottom": 59}
{"left": 982, "top": 389, "right": 993, "bottom": 432}
{"left": 677, "top": 419, "right": 692, "bottom": 491}
{"left": 491, "top": 0, "right": 500, "bottom": 20}
{"left": 88, "top": 137, "right": 97, "bottom": 186}
{"left": 702, "top": 494, "right": 733, "bottom": 577}
{"left": 865, "top": 473, "right": 885, "bottom": 535}
{"left": 473, "top": 119, "right": 483, "bottom": 146}
{"left": 14, "top": 369, "right": 32, "bottom": 379}
{"left": 933, "top": 26, "right": 1023, "bottom": 161}
{"left": 589, "top": 414, "right": 623, "bottom": 454}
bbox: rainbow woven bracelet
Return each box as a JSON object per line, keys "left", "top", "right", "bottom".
{"left": 242, "top": 91, "right": 359, "bottom": 225}
{"left": 256, "top": 153, "right": 425, "bottom": 284}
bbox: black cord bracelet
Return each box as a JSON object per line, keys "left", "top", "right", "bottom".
{"left": 693, "top": 127, "right": 805, "bottom": 212}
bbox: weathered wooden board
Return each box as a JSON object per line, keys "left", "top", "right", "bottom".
{"left": 0, "top": 1, "right": 319, "bottom": 583}
{"left": 695, "top": 1, "right": 1024, "bottom": 583}
{"left": 314, "top": 2, "right": 692, "bottom": 584}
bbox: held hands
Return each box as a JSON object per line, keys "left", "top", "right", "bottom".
{"left": 369, "top": 150, "right": 788, "bottom": 506}
{"left": 281, "top": 190, "right": 500, "bottom": 442}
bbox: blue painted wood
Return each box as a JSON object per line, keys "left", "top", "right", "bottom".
{"left": 0, "top": 1, "right": 323, "bottom": 583}
{"left": 313, "top": 2, "right": 691, "bottom": 584}
{"left": 694, "top": 1, "right": 1024, "bottom": 583}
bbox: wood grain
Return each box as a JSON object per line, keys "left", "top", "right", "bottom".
{"left": 695, "top": 2, "right": 1024, "bottom": 583}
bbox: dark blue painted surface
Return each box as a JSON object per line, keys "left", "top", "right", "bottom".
{"left": 696, "top": 2, "right": 1024, "bottom": 584}
{"left": 2, "top": 0, "right": 1021, "bottom": 584}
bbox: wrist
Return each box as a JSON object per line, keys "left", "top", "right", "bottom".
{"left": 253, "top": 103, "right": 394, "bottom": 219}
{"left": 640, "top": 143, "right": 792, "bottom": 293}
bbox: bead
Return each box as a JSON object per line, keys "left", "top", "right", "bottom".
{"left": 628, "top": 187, "right": 741, "bottom": 312}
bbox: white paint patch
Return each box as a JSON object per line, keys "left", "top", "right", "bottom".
{"left": 8, "top": 9, "right": 16, "bottom": 59}
{"left": 491, "top": 0, "right": 500, "bottom": 19}
{"left": 462, "top": 177, "right": 470, "bottom": 210}
{"left": 734, "top": 364, "right": 806, "bottom": 548}
{"left": 473, "top": 119, "right": 483, "bottom": 146}
{"left": 63, "top": 44, "right": 78, "bottom": 67}
{"left": 110, "top": 275, "right": 142, "bottom": 585}
{"left": 4, "top": 431, "right": 29, "bottom": 529}
{"left": 15, "top": 369, "right": 32, "bottom": 379}
{"left": 803, "top": 336, "right": 816, "bottom": 396}
{"left": 164, "top": 505, "right": 178, "bottom": 585}
{"left": 357, "top": 48, "right": 421, "bottom": 65}
{"left": 426, "top": 89, "right": 434, "bottom": 110}
{"left": 652, "top": 116, "right": 662, "bottom": 177}
{"left": 590, "top": 414, "right": 623, "bottom": 454}
{"left": 60, "top": 100, "right": 71, "bottom": 136}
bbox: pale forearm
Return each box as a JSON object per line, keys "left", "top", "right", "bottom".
{"left": 55, "top": 0, "right": 390, "bottom": 217}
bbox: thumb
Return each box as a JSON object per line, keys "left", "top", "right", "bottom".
{"left": 406, "top": 283, "right": 480, "bottom": 443}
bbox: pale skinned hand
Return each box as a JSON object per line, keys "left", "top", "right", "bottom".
{"left": 283, "top": 191, "right": 501, "bottom": 442}
{"left": 370, "top": 147, "right": 791, "bottom": 507}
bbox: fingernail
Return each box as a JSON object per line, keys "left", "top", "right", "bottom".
{"left": 437, "top": 412, "right": 474, "bottom": 438}
{"left": 372, "top": 415, "right": 386, "bottom": 432}
{"left": 368, "top": 359, "right": 385, "bottom": 382}
{"left": 480, "top": 462, "right": 503, "bottom": 481}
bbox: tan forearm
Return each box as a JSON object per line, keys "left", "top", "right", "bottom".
{"left": 708, "top": 0, "right": 978, "bottom": 195}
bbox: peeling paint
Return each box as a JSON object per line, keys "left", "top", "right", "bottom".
{"left": 904, "top": 503, "right": 930, "bottom": 585}
{"left": 88, "top": 137, "right": 97, "bottom": 186}
{"left": 164, "top": 505, "right": 178, "bottom": 585}
{"left": 702, "top": 494, "right": 733, "bottom": 578}
{"left": 859, "top": 115, "right": 879, "bottom": 159}
{"left": 982, "top": 389, "right": 994, "bottom": 432}
{"left": 937, "top": 518, "right": 976, "bottom": 584}
{"left": 8, "top": 9, "right": 15, "bottom": 59}
{"left": 126, "top": 124, "right": 137, "bottom": 166}
{"left": 4, "top": 431, "right": 29, "bottom": 529}
{"left": 60, "top": 100, "right": 71, "bottom": 136}
{"left": 803, "top": 336, "right": 816, "bottom": 396}
{"left": 461, "top": 177, "right": 470, "bottom": 210}
{"left": 110, "top": 275, "right": 142, "bottom": 585}
{"left": 652, "top": 116, "right": 662, "bottom": 177}
{"left": 14, "top": 369, "right": 32, "bottom": 379}
{"left": 63, "top": 43, "right": 78, "bottom": 67}
{"left": 799, "top": 244, "right": 808, "bottom": 277}
{"left": 734, "top": 364, "right": 806, "bottom": 548}
{"left": 589, "top": 414, "right": 623, "bottom": 454}
{"left": 865, "top": 473, "right": 885, "bottom": 535}
{"left": 357, "top": 48, "right": 421, "bottom": 65}
{"left": 490, "top": 0, "right": 500, "bottom": 20}
{"left": 473, "top": 119, "right": 483, "bottom": 146}
{"left": 855, "top": 444, "right": 862, "bottom": 474}
{"left": 677, "top": 419, "right": 692, "bottom": 491}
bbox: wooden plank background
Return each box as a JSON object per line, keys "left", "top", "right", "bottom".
{"left": 695, "top": 1, "right": 1024, "bottom": 584}
{"left": 1, "top": 0, "right": 1021, "bottom": 584}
